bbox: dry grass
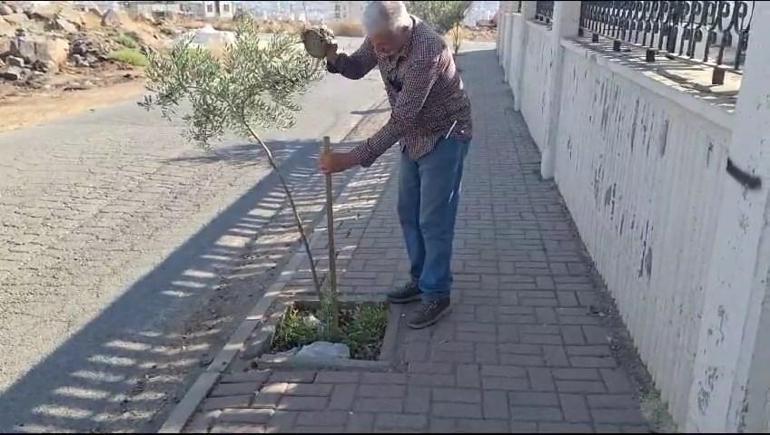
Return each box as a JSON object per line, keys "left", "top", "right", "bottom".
{"left": 178, "top": 18, "right": 304, "bottom": 35}
{"left": 459, "top": 26, "right": 497, "bottom": 41}
{"left": 202, "top": 40, "right": 230, "bottom": 60}
{"left": 174, "top": 17, "right": 365, "bottom": 39}
{"left": 328, "top": 20, "right": 364, "bottom": 37}
{"left": 116, "top": 11, "right": 173, "bottom": 50}
{"left": 256, "top": 20, "right": 304, "bottom": 34}
{"left": 211, "top": 19, "right": 238, "bottom": 32}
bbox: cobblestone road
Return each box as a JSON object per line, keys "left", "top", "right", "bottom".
{"left": 0, "top": 37, "right": 388, "bottom": 432}
{"left": 182, "top": 44, "right": 655, "bottom": 433}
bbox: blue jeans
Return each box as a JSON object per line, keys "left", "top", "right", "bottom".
{"left": 398, "top": 138, "right": 470, "bottom": 302}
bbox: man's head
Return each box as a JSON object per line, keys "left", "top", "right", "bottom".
{"left": 363, "top": 1, "right": 413, "bottom": 56}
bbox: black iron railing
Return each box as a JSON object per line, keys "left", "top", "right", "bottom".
{"left": 535, "top": 1, "right": 554, "bottom": 24}
{"left": 579, "top": 1, "right": 754, "bottom": 84}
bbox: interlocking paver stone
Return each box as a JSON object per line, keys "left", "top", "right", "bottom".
{"left": 510, "top": 406, "right": 563, "bottom": 422}
{"left": 404, "top": 385, "right": 431, "bottom": 414}
{"left": 328, "top": 384, "right": 357, "bottom": 410}
{"left": 180, "top": 43, "right": 652, "bottom": 434}
{"left": 276, "top": 396, "right": 328, "bottom": 411}
{"left": 315, "top": 371, "right": 360, "bottom": 384}
{"left": 432, "top": 387, "right": 482, "bottom": 403}
{"left": 284, "top": 383, "right": 333, "bottom": 397}
{"left": 202, "top": 395, "right": 252, "bottom": 411}
{"left": 346, "top": 413, "right": 375, "bottom": 432}
{"left": 296, "top": 411, "right": 349, "bottom": 426}
{"left": 219, "top": 409, "right": 274, "bottom": 424}
{"left": 510, "top": 391, "right": 560, "bottom": 407}
{"left": 539, "top": 422, "right": 594, "bottom": 433}
{"left": 482, "top": 390, "right": 509, "bottom": 419}
{"left": 560, "top": 394, "right": 591, "bottom": 422}
{"left": 270, "top": 371, "right": 317, "bottom": 384}
{"left": 210, "top": 382, "right": 262, "bottom": 397}
{"left": 358, "top": 384, "right": 406, "bottom": 398}
{"left": 374, "top": 413, "right": 428, "bottom": 430}
{"left": 354, "top": 398, "right": 404, "bottom": 413}
{"left": 432, "top": 402, "right": 483, "bottom": 419}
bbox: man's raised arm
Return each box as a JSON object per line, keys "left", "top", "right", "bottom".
{"left": 326, "top": 38, "right": 378, "bottom": 80}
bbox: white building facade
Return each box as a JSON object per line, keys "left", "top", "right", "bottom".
{"left": 203, "top": 1, "right": 234, "bottom": 20}
{"left": 333, "top": 1, "right": 365, "bottom": 21}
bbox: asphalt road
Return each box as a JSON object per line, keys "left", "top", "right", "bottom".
{"left": 0, "top": 37, "right": 387, "bottom": 433}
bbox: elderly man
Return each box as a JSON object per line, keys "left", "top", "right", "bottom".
{"left": 314, "top": 1, "right": 472, "bottom": 329}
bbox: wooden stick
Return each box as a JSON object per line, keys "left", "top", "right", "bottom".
{"left": 323, "top": 136, "right": 339, "bottom": 332}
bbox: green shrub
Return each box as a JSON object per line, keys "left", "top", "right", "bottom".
{"left": 272, "top": 307, "right": 320, "bottom": 351}
{"left": 114, "top": 33, "right": 139, "bottom": 49}
{"left": 406, "top": 1, "right": 472, "bottom": 34}
{"left": 108, "top": 48, "right": 148, "bottom": 67}
{"left": 342, "top": 304, "right": 388, "bottom": 360}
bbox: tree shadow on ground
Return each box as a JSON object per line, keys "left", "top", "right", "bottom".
{"left": 0, "top": 137, "right": 376, "bottom": 433}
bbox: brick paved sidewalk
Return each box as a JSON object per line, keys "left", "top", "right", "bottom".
{"left": 180, "top": 46, "right": 651, "bottom": 433}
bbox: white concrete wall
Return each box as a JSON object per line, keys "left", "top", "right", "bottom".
{"left": 498, "top": 1, "right": 770, "bottom": 432}
{"left": 518, "top": 22, "right": 553, "bottom": 151}
{"left": 554, "top": 42, "right": 732, "bottom": 425}
{"left": 506, "top": 14, "right": 521, "bottom": 89}
{"left": 507, "top": 14, "right": 525, "bottom": 103}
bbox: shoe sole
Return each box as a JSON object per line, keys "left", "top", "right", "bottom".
{"left": 406, "top": 305, "right": 452, "bottom": 329}
{"left": 387, "top": 294, "right": 422, "bottom": 304}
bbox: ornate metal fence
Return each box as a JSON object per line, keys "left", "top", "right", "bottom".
{"left": 578, "top": 1, "right": 754, "bottom": 84}
{"left": 535, "top": 0, "right": 554, "bottom": 24}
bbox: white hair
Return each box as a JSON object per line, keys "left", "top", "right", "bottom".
{"left": 363, "top": 1, "right": 412, "bottom": 36}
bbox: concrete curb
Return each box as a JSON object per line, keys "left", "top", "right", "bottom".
{"left": 158, "top": 372, "right": 219, "bottom": 434}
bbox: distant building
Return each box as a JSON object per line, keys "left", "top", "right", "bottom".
{"left": 202, "top": 1, "right": 234, "bottom": 20}
{"left": 333, "top": 1, "right": 364, "bottom": 21}
{"left": 179, "top": 1, "right": 205, "bottom": 18}
{"left": 122, "top": 1, "right": 182, "bottom": 19}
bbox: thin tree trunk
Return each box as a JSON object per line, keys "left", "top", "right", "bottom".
{"left": 242, "top": 122, "right": 322, "bottom": 297}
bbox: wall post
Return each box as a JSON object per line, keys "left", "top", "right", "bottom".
{"left": 686, "top": 2, "right": 770, "bottom": 432}
{"left": 539, "top": 1, "right": 580, "bottom": 180}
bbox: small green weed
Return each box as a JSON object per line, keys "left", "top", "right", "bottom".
{"left": 341, "top": 304, "right": 388, "bottom": 360}
{"left": 272, "top": 307, "right": 319, "bottom": 351}
{"left": 108, "top": 48, "right": 148, "bottom": 67}
{"left": 114, "top": 33, "right": 139, "bottom": 49}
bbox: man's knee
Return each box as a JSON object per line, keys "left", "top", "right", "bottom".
{"left": 419, "top": 212, "right": 453, "bottom": 240}
{"left": 398, "top": 196, "right": 419, "bottom": 227}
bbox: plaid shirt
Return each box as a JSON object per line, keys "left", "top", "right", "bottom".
{"left": 327, "top": 16, "right": 473, "bottom": 167}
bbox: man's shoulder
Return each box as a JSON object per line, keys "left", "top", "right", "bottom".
{"left": 411, "top": 18, "right": 448, "bottom": 61}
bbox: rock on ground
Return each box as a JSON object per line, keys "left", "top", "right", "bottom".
{"left": 101, "top": 9, "right": 120, "bottom": 27}
{"left": 2, "top": 12, "right": 27, "bottom": 27}
{"left": 55, "top": 5, "right": 84, "bottom": 27}
{"left": 5, "top": 54, "right": 22, "bottom": 66}
{"left": 0, "top": 17, "right": 13, "bottom": 37}
{"left": 0, "top": 64, "right": 26, "bottom": 80}
{"left": 294, "top": 341, "right": 351, "bottom": 362}
{"left": 9, "top": 36, "right": 68, "bottom": 72}
{"left": 52, "top": 18, "right": 78, "bottom": 34}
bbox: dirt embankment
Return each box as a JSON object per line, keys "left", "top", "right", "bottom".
{"left": 0, "top": 1, "right": 180, "bottom": 130}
